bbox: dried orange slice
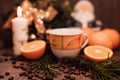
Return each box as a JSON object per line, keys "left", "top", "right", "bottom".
{"left": 20, "top": 40, "right": 46, "bottom": 60}
{"left": 84, "top": 45, "right": 113, "bottom": 62}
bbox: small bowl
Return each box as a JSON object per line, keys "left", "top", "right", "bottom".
{"left": 20, "top": 40, "right": 46, "bottom": 60}
{"left": 84, "top": 45, "right": 113, "bottom": 62}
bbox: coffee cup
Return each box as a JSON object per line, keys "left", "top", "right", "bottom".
{"left": 48, "top": 28, "right": 88, "bottom": 58}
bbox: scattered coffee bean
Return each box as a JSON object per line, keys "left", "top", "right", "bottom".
{"left": 5, "top": 72, "right": 10, "bottom": 76}
{"left": 0, "top": 58, "right": 3, "bottom": 62}
{"left": 8, "top": 76, "right": 14, "bottom": 80}
{"left": 21, "top": 66, "right": 27, "bottom": 71}
{"left": 26, "top": 63, "right": 29, "bottom": 66}
{"left": 84, "top": 72, "right": 91, "bottom": 77}
{"left": 62, "top": 78, "right": 67, "bottom": 80}
{"left": 23, "top": 72, "right": 28, "bottom": 76}
{"left": 63, "top": 69, "right": 69, "bottom": 73}
{"left": 0, "top": 75, "right": 4, "bottom": 79}
{"left": 9, "top": 56, "right": 16, "bottom": 61}
{"left": 32, "top": 76, "right": 37, "bottom": 80}
{"left": 81, "top": 71, "right": 86, "bottom": 75}
{"left": 59, "top": 67, "right": 64, "bottom": 71}
{"left": 46, "top": 75, "right": 53, "bottom": 80}
{"left": 64, "top": 74, "right": 70, "bottom": 79}
{"left": 28, "top": 74, "right": 33, "bottom": 79}
{"left": 4, "top": 58, "right": 8, "bottom": 61}
{"left": 27, "top": 70, "right": 32, "bottom": 74}
{"left": 11, "top": 61, "right": 16, "bottom": 64}
{"left": 37, "top": 74, "right": 44, "bottom": 79}
{"left": 74, "top": 70, "right": 80, "bottom": 75}
{"left": 34, "top": 73, "right": 38, "bottom": 77}
{"left": 13, "top": 64, "right": 20, "bottom": 69}
{"left": 70, "top": 67, "right": 76, "bottom": 70}
{"left": 68, "top": 70, "right": 73, "bottom": 74}
{"left": 70, "top": 76, "right": 75, "bottom": 80}
{"left": 19, "top": 72, "right": 24, "bottom": 76}
{"left": 42, "top": 76, "right": 46, "bottom": 80}
{"left": 20, "top": 62, "right": 24, "bottom": 66}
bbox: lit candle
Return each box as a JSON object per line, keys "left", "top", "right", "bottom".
{"left": 12, "top": 6, "right": 28, "bottom": 56}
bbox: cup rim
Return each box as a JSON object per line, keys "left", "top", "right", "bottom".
{"left": 48, "top": 28, "right": 83, "bottom": 36}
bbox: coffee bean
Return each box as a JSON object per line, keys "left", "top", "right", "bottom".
{"left": 46, "top": 75, "right": 53, "bottom": 80}
{"left": 37, "top": 74, "right": 44, "bottom": 79}
{"left": 68, "top": 70, "right": 73, "bottom": 74}
{"left": 62, "top": 78, "right": 67, "bottom": 80}
{"left": 81, "top": 71, "right": 86, "bottom": 75}
{"left": 19, "top": 72, "right": 24, "bottom": 76}
{"left": 0, "top": 58, "right": 3, "bottom": 62}
{"left": 42, "top": 76, "right": 46, "bottom": 80}
{"left": 32, "top": 77, "right": 37, "bottom": 80}
{"left": 70, "top": 76, "right": 75, "bottom": 80}
{"left": 9, "top": 56, "right": 16, "bottom": 61}
{"left": 23, "top": 72, "right": 28, "bottom": 76}
{"left": 27, "top": 70, "right": 32, "bottom": 74}
{"left": 8, "top": 76, "right": 14, "bottom": 80}
{"left": 20, "top": 62, "right": 25, "bottom": 66}
{"left": 13, "top": 64, "right": 20, "bottom": 69}
{"left": 21, "top": 66, "right": 27, "bottom": 71}
{"left": 59, "top": 67, "right": 64, "bottom": 71}
{"left": 74, "top": 70, "right": 80, "bottom": 75}
{"left": 4, "top": 58, "right": 8, "bottom": 61}
{"left": 63, "top": 69, "right": 69, "bottom": 73}
{"left": 11, "top": 61, "right": 16, "bottom": 64}
{"left": 28, "top": 74, "right": 33, "bottom": 79}
{"left": 64, "top": 74, "right": 70, "bottom": 79}
{"left": 84, "top": 72, "right": 91, "bottom": 77}
{"left": 26, "top": 63, "right": 29, "bottom": 66}
{"left": 36, "top": 70, "right": 40, "bottom": 73}
{"left": 0, "top": 75, "right": 4, "bottom": 79}
{"left": 5, "top": 72, "right": 10, "bottom": 76}
{"left": 70, "top": 67, "right": 76, "bottom": 70}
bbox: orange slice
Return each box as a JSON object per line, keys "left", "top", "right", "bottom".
{"left": 20, "top": 40, "right": 46, "bottom": 60}
{"left": 84, "top": 45, "right": 113, "bottom": 62}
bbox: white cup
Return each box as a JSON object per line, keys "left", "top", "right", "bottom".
{"left": 48, "top": 28, "right": 88, "bottom": 58}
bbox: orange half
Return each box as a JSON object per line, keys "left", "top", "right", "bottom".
{"left": 84, "top": 45, "right": 113, "bottom": 62}
{"left": 20, "top": 40, "right": 46, "bottom": 60}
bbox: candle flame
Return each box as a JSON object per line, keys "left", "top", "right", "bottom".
{"left": 17, "top": 6, "right": 22, "bottom": 17}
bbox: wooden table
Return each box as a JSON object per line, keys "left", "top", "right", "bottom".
{"left": 0, "top": 47, "right": 120, "bottom": 80}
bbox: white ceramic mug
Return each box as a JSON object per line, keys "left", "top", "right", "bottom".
{"left": 48, "top": 28, "right": 88, "bottom": 58}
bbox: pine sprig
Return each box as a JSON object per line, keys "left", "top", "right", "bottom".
{"left": 60, "top": 57, "right": 120, "bottom": 80}
{"left": 28, "top": 54, "right": 120, "bottom": 80}
{"left": 29, "top": 54, "right": 59, "bottom": 77}
{"left": 92, "top": 60, "right": 120, "bottom": 80}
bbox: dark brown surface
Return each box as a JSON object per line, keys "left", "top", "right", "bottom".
{"left": 0, "top": 0, "right": 120, "bottom": 31}
{"left": 0, "top": 47, "right": 120, "bottom": 80}
{"left": 71, "top": 0, "right": 120, "bottom": 31}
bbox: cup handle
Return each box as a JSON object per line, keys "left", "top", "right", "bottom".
{"left": 81, "top": 34, "right": 88, "bottom": 49}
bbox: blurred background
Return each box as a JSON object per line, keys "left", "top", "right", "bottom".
{"left": 0, "top": 0, "right": 120, "bottom": 48}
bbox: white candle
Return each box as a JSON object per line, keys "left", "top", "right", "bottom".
{"left": 12, "top": 6, "right": 28, "bottom": 56}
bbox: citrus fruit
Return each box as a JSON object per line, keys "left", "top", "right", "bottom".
{"left": 102, "top": 28, "right": 120, "bottom": 49}
{"left": 88, "top": 31, "right": 113, "bottom": 49}
{"left": 84, "top": 45, "right": 113, "bottom": 62}
{"left": 20, "top": 40, "right": 46, "bottom": 60}
{"left": 81, "top": 27, "right": 95, "bottom": 39}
